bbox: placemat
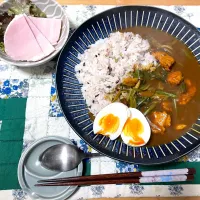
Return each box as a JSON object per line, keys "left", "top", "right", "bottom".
{"left": 0, "top": 97, "right": 27, "bottom": 189}
{"left": 0, "top": 5, "right": 200, "bottom": 200}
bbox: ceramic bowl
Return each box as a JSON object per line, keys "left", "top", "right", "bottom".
{"left": 0, "top": 0, "right": 69, "bottom": 67}
{"left": 56, "top": 6, "right": 200, "bottom": 165}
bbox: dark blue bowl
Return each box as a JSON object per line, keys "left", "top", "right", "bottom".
{"left": 56, "top": 6, "right": 200, "bottom": 164}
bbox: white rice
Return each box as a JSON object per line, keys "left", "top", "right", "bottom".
{"left": 75, "top": 32, "right": 157, "bottom": 116}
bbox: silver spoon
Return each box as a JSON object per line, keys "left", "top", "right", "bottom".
{"left": 39, "top": 144, "right": 102, "bottom": 172}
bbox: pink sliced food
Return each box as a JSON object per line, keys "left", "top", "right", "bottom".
{"left": 4, "top": 15, "right": 45, "bottom": 61}
{"left": 25, "top": 16, "right": 55, "bottom": 57}
{"left": 28, "top": 16, "right": 62, "bottom": 45}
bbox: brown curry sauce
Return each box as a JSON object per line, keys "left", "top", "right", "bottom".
{"left": 121, "top": 27, "right": 200, "bottom": 146}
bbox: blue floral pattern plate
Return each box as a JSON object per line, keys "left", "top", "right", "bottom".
{"left": 56, "top": 6, "right": 200, "bottom": 165}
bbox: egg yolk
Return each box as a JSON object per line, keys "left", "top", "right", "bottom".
{"left": 123, "top": 118, "right": 145, "bottom": 145}
{"left": 97, "top": 113, "right": 120, "bottom": 135}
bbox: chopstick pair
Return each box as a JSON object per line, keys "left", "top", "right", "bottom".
{"left": 35, "top": 168, "right": 195, "bottom": 187}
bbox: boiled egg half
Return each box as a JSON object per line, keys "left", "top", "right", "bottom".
{"left": 93, "top": 104, "right": 151, "bottom": 147}
{"left": 93, "top": 102, "right": 130, "bottom": 140}
{"left": 121, "top": 108, "right": 151, "bottom": 147}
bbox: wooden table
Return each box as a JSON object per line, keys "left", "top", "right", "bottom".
{"left": 57, "top": 0, "right": 199, "bottom": 5}
{"left": 0, "top": 0, "right": 199, "bottom": 4}
{"left": 92, "top": 198, "right": 200, "bottom": 200}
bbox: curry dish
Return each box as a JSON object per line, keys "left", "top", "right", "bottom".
{"left": 116, "top": 27, "right": 200, "bottom": 146}
{"left": 83, "top": 27, "right": 200, "bottom": 147}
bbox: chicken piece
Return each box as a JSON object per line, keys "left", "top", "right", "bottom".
{"left": 188, "top": 87, "right": 196, "bottom": 97}
{"left": 149, "top": 123, "right": 164, "bottom": 134}
{"left": 178, "top": 79, "right": 197, "bottom": 105}
{"left": 165, "top": 115, "right": 171, "bottom": 127}
{"left": 162, "top": 101, "right": 172, "bottom": 112}
{"left": 167, "top": 71, "right": 183, "bottom": 85}
{"left": 175, "top": 124, "right": 187, "bottom": 130}
{"left": 150, "top": 111, "right": 171, "bottom": 134}
{"left": 185, "top": 79, "right": 196, "bottom": 96}
{"left": 178, "top": 93, "right": 192, "bottom": 105}
{"left": 185, "top": 79, "right": 192, "bottom": 87}
{"left": 152, "top": 51, "right": 175, "bottom": 71}
{"left": 122, "top": 77, "right": 138, "bottom": 86}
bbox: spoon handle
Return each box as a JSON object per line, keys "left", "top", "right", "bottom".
{"left": 84, "top": 153, "right": 102, "bottom": 159}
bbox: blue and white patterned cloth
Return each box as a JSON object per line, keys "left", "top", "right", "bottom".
{"left": 0, "top": 5, "right": 200, "bottom": 200}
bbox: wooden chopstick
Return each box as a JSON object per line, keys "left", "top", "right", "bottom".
{"left": 35, "top": 174, "right": 194, "bottom": 186}
{"left": 38, "top": 168, "right": 196, "bottom": 183}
